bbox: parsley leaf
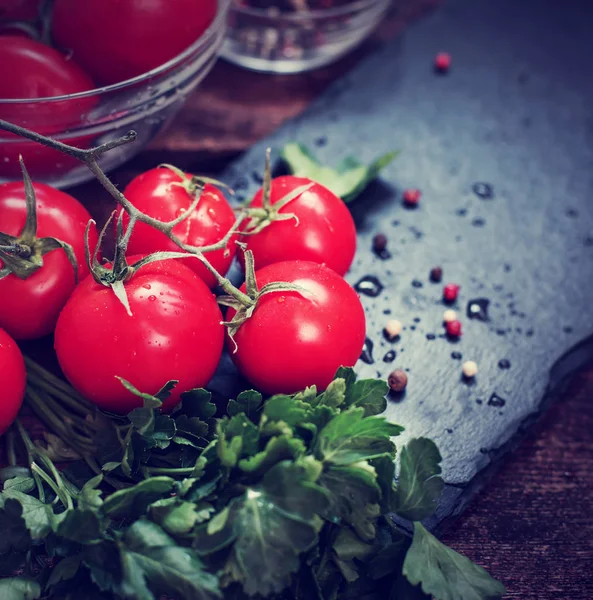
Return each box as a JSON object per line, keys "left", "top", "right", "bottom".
{"left": 1, "top": 490, "right": 51, "bottom": 540}
{"left": 102, "top": 477, "right": 175, "bottom": 519}
{"left": 194, "top": 460, "right": 328, "bottom": 597}
{"left": 393, "top": 438, "right": 443, "bottom": 521}
{"left": 403, "top": 523, "right": 506, "bottom": 600}
{"left": 316, "top": 407, "right": 402, "bottom": 465}
{"left": 227, "top": 390, "right": 262, "bottom": 418}
{"left": 0, "top": 498, "right": 31, "bottom": 554}
{"left": 0, "top": 577, "right": 40, "bottom": 600}
{"left": 281, "top": 143, "right": 398, "bottom": 203}
{"left": 320, "top": 464, "right": 381, "bottom": 541}
{"left": 119, "top": 520, "right": 220, "bottom": 600}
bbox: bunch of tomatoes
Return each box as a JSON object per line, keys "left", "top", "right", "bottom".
{"left": 0, "top": 0, "right": 218, "bottom": 177}
{"left": 0, "top": 163, "right": 366, "bottom": 433}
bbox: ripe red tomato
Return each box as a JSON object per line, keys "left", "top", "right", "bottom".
{"left": 54, "top": 257, "right": 224, "bottom": 414}
{"left": 240, "top": 176, "right": 357, "bottom": 276}
{"left": 0, "top": 328, "right": 26, "bottom": 435}
{"left": 51, "top": 0, "right": 218, "bottom": 85}
{"left": 0, "top": 36, "right": 96, "bottom": 181}
{"left": 227, "top": 260, "right": 366, "bottom": 395}
{"left": 123, "top": 168, "right": 237, "bottom": 289}
{"left": 0, "top": 182, "right": 98, "bottom": 340}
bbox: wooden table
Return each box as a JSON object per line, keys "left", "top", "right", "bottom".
{"left": 75, "top": 5, "right": 593, "bottom": 598}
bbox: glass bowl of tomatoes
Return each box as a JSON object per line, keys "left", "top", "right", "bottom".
{"left": 222, "top": 0, "right": 391, "bottom": 73}
{"left": 0, "top": 0, "right": 231, "bottom": 188}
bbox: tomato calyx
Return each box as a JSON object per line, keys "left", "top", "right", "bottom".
{"left": 241, "top": 148, "right": 313, "bottom": 235}
{"left": 159, "top": 163, "right": 233, "bottom": 199}
{"left": 0, "top": 158, "right": 78, "bottom": 282}
{"left": 84, "top": 211, "right": 206, "bottom": 317}
{"left": 218, "top": 247, "right": 309, "bottom": 351}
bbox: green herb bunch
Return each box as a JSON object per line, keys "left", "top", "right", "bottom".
{"left": 0, "top": 368, "right": 505, "bottom": 600}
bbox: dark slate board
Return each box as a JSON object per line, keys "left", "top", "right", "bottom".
{"left": 210, "top": 0, "right": 593, "bottom": 529}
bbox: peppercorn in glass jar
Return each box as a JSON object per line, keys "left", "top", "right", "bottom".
{"left": 223, "top": 0, "right": 392, "bottom": 73}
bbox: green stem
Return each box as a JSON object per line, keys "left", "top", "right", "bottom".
{"left": 15, "top": 420, "right": 45, "bottom": 503}
{"left": 143, "top": 466, "right": 196, "bottom": 475}
{"left": 25, "top": 386, "right": 96, "bottom": 453}
{"left": 31, "top": 463, "right": 73, "bottom": 510}
{"left": 24, "top": 356, "right": 92, "bottom": 409}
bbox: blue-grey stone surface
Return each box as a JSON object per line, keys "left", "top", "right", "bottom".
{"left": 210, "top": 0, "right": 593, "bottom": 528}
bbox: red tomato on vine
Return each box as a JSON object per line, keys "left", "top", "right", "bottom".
{"left": 240, "top": 176, "right": 357, "bottom": 276}
{"left": 0, "top": 181, "right": 98, "bottom": 340}
{"left": 54, "top": 257, "right": 224, "bottom": 414}
{"left": 51, "top": 0, "right": 218, "bottom": 85}
{"left": 123, "top": 167, "right": 237, "bottom": 289}
{"left": 0, "top": 327, "right": 26, "bottom": 435}
{"left": 226, "top": 260, "right": 366, "bottom": 395}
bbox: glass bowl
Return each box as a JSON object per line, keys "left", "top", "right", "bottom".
{"left": 0, "top": 0, "right": 231, "bottom": 189}
{"left": 222, "top": 0, "right": 391, "bottom": 74}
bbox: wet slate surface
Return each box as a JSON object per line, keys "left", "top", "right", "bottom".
{"left": 210, "top": 0, "right": 593, "bottom": 528}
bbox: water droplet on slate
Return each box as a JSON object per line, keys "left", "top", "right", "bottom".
{"left": 354, "top": 275, "right": 384, "bottom": 297}
{"left": 360, "top": 337, "right": 375, "bottom": 364}
{"left": 234, "top": 178, "right": 248, "bottom": 190}
{"left": 479, "top": 447, "right": 488, "bottom": 454}
{"left": 315, "top": 136, "right": 327, "bottom": 147}
{"left": 488, "top": 393, "right": 506, "bottom": 407}
{"left": 426, "top": 333, "right": 436, "bottom": 340}
{"left": 383, "top": 350, "right": 396, "bottom": 363}
{"left": 476, "top": 398, "right": 483, "bottom": 405}
{"left": 410, "top": 325, "right": 416, "bottom": 331}
{"left": 563, "top": 326, "right": 573, "bottom": 334}
{"left": 472, "top": 217, "right": 486, "bottom": 227}
{"left": 467, "top": 298, "right": 490, "bottom": 321}
{"left": 451, "top": 351, "right": 463, "bottom": 360}
{"left": 456, "top": 208, "right": 468, "bottom": 216}
{"left": 496, "top": 328, "right": 506, "bottom": 336}
{"left": 413, "top": 317, "right": 421, "bottom": 323}
{"left": 498, "top": 359, "right": 511, "bottom": 369}
{"left": 526, "top": 328, "right": 534, "bottom": 337}
{"left": 383, "top": 309, "right": 392, "bottom": 315}
{"left": 472, "top": 182, "right": 494, "bottom": 199}
{"left": 411, "top": 279, "right": 423, "bottom": 288}
{"left": 504, "top": 264, "right": 512, "bottom": 272}
{"left": 251, "top": 170, "right": 264, "bottom": 184}
{"left": 446, "top": 428, "right": 453, "bottom": 434}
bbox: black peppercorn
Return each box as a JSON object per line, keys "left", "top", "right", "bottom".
{"left": 372, "top": 233, "right": 388, "bottom": 254}
{"left": 430, "top": 266, "right": 443, "bottom": 283}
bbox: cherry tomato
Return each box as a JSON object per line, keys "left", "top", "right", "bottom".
{"left": 51, "top": 0, "right": 218, "bottom": 85}
{"left": 0, "top": 182, "right": 98, "bottom": 340}
{"left": 0, "top": 36, "right": 96, "bottom": 181}
{"left": 240, "top": 176, "right": 357, "bottom": 276}
{"left": 227, "top": 260, "right": 366, "bottom": 395}
{"left": 123, "top": 168, "right": 237, "bottom": 289}
{"left": 54, "top": 257, "right": 224, "bottom": 414}
{"left": 0, "top": 327, "right": 25, "bottom": 435}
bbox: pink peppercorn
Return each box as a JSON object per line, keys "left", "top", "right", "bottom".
{"left": 443, "top": 283, "right": 460, "bottom": 303}
{"left": 446, "top": 320, "right": 462, "bottom": 337}
{"left": 435, "top": 52, "right": 451, "bottom": 73}
{"left": 403, "top": 188, "right": 421, "bottom": 206}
